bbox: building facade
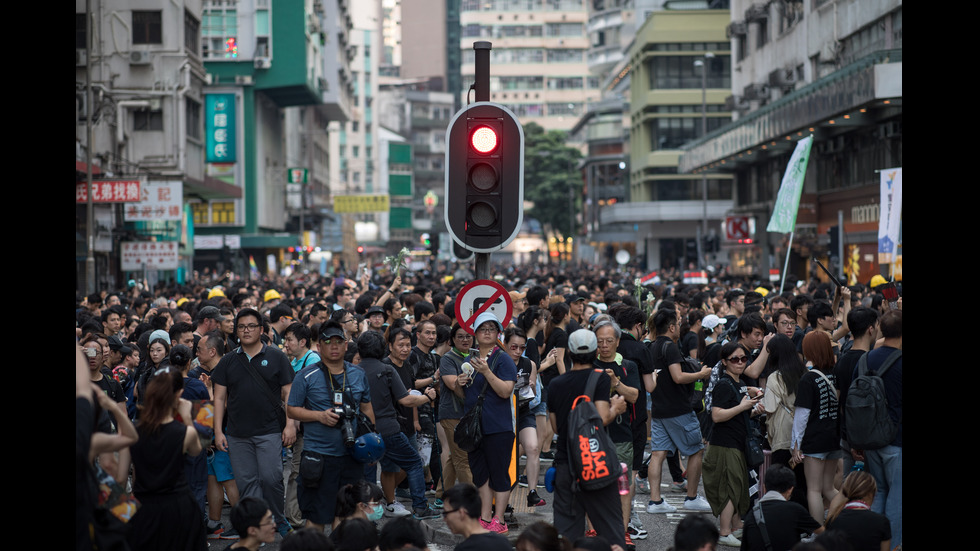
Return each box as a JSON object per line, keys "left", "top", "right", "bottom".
{"left": 679, "top": 0, "right": 902, "bottom": 284}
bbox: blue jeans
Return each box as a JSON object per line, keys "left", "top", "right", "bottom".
{"left": 865, "top": 445, "right": 901, "bottom": 547}
{"left": 380, "top": 432, "right": 427, "bottom": 510}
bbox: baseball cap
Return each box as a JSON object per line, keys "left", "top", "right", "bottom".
{"left": 565, "top": 293, "right": 587, "bottom": 303}
{"left": 148, "top": 329, "right": 171, "bottom": 346}
{"left": 196, "top": 305, "right": 226, "bottom": 323}
{"left": 567, "top": 329, "right": 597, "bottom": 353}
{"left": 702, "top": 314, "right": 726, "bottom": 331}
{"left": 509, "top": 290, "right": 526, "bottom": 303}
{"left": 319, "top": 324, "right": 346, "bottom": 342}
{"left": 367, "top": 306, "right": 385, "bottom": 316}
{"left": 106, "top": 335, "right": 125, "bottom": 351}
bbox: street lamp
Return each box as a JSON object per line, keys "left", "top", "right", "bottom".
{"left": 694, "top": 52, "right": 715, "bottom": 269}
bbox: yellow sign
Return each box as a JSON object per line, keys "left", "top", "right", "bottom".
{"left": 334, "top": 195, "right": 390, "bottom": 213}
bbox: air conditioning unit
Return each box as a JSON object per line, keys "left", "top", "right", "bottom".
{"left": 76, "top": 49, "right": 87, "bottom": 67}
{"left": 235, "top": 75, "right": 254, "bottom": 85}
{"left": 725, "top": 95, "right": 750, "bottom": 111}
{"left": 742, "top": 83, "right": 770, "bottom": 100}
{"left": 130, "top": 50, "right": 152, "bottom": 65}
{"left": 768, "top": 68, "right": 797, "bottom": 88}
{"left": 726, "top": 21, "right": 747, "bottom": 38}
{"left": 254, "top": 57, "right": 272, "bottom": 69}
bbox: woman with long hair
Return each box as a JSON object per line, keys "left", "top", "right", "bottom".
{"left": 702, "top": 341, "right": 763, "bottom": 547}
{"left": 538, "top": 302, "right": 569, "bottom": 459}
{"left": 761, "top": 334, "right": 808, "bottom": 505}
{"left": 792, "top": 331, "right": 841, "bottom": 523}
{"left": 504, "top": 327, "right": 546, "bottom": 508}
{"left": 438, "top": 324, "right": 476, "bottom": 499}
{"left": 126, "top": 368, "right": 206, "bottom": 550}
{"left": 824, "top": 471, "right": 891, "bottom": 551}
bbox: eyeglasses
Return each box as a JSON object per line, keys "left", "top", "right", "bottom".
{"left": 455, "top": 334, "right": 473, "bottom": 340}
{"left": 777, "top": 320, "right": 796, "bottom": 328}
{"left": 237, "top": 323, "right": 261, "bottom": 332}
{"left": 477, "top": 326, "right": 498, "bottom": 334}
{"left": 441, "top": 508, "right": 459, "bottom": 517}
{"left": 726, "top": 355, "right": 749, "bottom": 364}
{"left": 597, "top": 338, "right": 617, "bottom": 345}
{"left": 343, "top": 318, "right": 355, "bottom": 323}
{"left": 509, "top": 344, "right": 527, "bottom": 351}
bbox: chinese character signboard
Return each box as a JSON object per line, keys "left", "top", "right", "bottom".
{"left": 75, "top": 180, "right": 141, "bottom": 203}
{"left": 334, "top": 195, "right": 390, "bottom": 213}
{"left": 121, "top": 241, "right": 179, "bottom": 270}
{"left": 124, "top": 181, "right": 183, "bottom": 222}
{"left": 206, "top": 94, "right": 237, "bottom": 163}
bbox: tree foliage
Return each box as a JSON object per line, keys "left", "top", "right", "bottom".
{"left": 521, "top": 122, "right": 582, "bottom": 238}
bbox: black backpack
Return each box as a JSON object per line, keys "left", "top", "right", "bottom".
{"left": 567, "top": 369, "right": 622, "bottom": 492}
{"left": 845, "top": 349, "right": 901, "bottom": 450}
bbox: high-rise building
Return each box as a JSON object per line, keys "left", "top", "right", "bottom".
{"left": 459, "top": 0, "right": 600, "bottom": 131}
{"left": 679, "top": 0, "right": 902, "bottom": 283}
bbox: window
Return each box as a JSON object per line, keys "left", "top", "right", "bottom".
{"left": 132, "top": 11, "right": 162, "bottom": 45}
{"left": 133, "top": 109, "right": 164, "bottom": 131}
{"left": 76, "top": 13, "right": 87, "bottom": 49}
{"left": 191, "top": 202, "right": 209, "bottom": 225}
{"left": 756, "top": 20, "right": 769, "bottom": 49}
{"left": 186, "top": 99, "right": 202, "bottom": 140}
{"left": 184, "top": 11, "right": 200, "bottom": 56}
{"left": 202, "top": 3, "right": 238, "bottom": 59}
{"left": 547, "top": 77, "right": 583, "bottom": 90}
{"left": 212, "top": 201, "right": 235, "bottom": 224}
{"left": 648, "top": 55, "right": 731, "bottom": 89}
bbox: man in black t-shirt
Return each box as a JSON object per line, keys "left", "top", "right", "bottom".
{"left": 643, "top": 309, "right": 713, "bottom": 514}
{"left": 740, "top": 465, "right": 822, "bottom": 550}
{"left": 443, "top": 483, "right": 512, "bottom": 551}
{"left": 548, "top": 329, "right": 627, "bottom": 549}
{"left": 832, "top": 307, "right": 879, "bottom": 471}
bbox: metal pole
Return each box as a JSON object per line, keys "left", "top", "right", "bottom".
{"left": 473, "top": 41, "right": 491, "bottom": 103}
{"left": 85, "top": 0, "right": 96, "bottom": 294}
{"left": 780, "top": 231, "right": 794, "bottom": 294}
{"left": 837, "top": 209, "right": 844, "bottom": 282}
{"left": 473, "top": 41, "right": 492, "bottom": 279}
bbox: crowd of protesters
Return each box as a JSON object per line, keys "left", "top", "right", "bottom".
{"left": 77, "top": 261, "right": 901, "bottom": 551}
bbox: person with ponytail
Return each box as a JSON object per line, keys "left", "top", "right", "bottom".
{"left": 823, "top": 471, "right": 891, "bottom": 551}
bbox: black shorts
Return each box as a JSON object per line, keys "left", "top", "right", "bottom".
{"left": 468, "top": 432, "right": 516, "bottom": 492}
{"left": 297, "top": 453, "right": 363, "bottom": 525}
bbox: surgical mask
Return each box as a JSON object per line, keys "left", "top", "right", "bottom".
{"left": 367, "top": 504, "right": 384, "bottom": 522}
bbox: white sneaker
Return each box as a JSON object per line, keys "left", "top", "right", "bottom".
{"left": 646, "top": 500, "right": 676, "bottom": 514}
{"left": 682, "top": 495, "right": 712, "bottom": 512}
{"left": 718, "top": 534, "right": 742, "bottom": 547}
{"left": 385, "top": 501, "right": 411, "bottom": 517}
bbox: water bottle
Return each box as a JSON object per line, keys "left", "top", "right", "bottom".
{"left": 617, "top": 462, "right": 630, "bottom": 495}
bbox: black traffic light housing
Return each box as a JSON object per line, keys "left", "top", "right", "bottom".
{"left": 445, "top": 101, "right": 524, "bottom": 253}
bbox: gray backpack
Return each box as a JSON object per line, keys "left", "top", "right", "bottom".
{"left": 845, "top": 349, "right": 901, "bottom": 450}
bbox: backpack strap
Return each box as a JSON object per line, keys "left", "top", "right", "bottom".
{"left": 812, "top": 369, "right": 838, "bottom": 402}
{"left": 752, "top": 502, "right": 773, "bottom": 551}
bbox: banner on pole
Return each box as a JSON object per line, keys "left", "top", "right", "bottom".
{"left": 877, "top": 167, "right": 902, "bottom": 265}
{"left": 766, "top": 136, "right": 813, "bottom": 233}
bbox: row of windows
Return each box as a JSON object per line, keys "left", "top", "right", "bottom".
{"left": 647, "top": 117, "right": 728, "bottom": 150}
{"left": 462, "top": 48, "right": 585, "bottom": 64}
{"left": 647, "top": 56, "right": 731, "bottom": 90}
{"left": 461, "top": 0, "right": 583, "bottom": 11}
{"left": 478, "top": 75, "right": 598, "bottom": 91}
{"left": 462, "top": 22, "right": 583, "bottom": 38}
{"left": 191, "top": 201, "right": 236, "bottom": 225}
{"left": 640, "top": 180, "right": 733, "bottom": 202}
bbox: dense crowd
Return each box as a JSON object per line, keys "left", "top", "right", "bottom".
{"left": 76, "top": 263, "right": 902, "bottom": 551}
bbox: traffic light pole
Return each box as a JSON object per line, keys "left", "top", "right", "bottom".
{"left": 473, "top": 41, "right": 491, "bottom": 280}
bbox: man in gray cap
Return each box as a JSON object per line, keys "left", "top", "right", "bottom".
{"left": 194, "top": 305, "right": 227, "bottom": 354}
{"left": 546, "top": 329, "right": 627, "bottom": 548}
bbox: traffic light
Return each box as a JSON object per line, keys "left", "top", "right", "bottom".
{"left": 445, "top": 102, "right": 524, "bottom": 253}
{"left": 429, "top": 232, "right": 440, "bottom": 257}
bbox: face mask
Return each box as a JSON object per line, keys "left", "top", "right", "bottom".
{"left": 367, "top": 504, "right": 384, "bottom": 522}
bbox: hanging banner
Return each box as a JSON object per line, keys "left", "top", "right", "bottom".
{"left": 766, "top": 136, "right": 813, "bottom": 233}
{"left": 877, "top": 167, "right": 902, "bottom": 265}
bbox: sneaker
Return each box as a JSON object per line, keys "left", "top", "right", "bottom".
{"left": 634, "top": 474, "right": 650, "bottom": 494}
{"left": 395, "top": 488, "right": 412, "bottom": 499}
{"left": 718, "top": 534, "right": 742, "bottom": 547}
{"left": 682, "top": 495, "right": 712, "bottom": 512}
{"left": 732, "top": 529, "right": 743, "bottom": 539}
{"left": 669, "top": 480, "right": 687, "bottom": 493}
{"left": 646, "top": 499, "right": 677, "bottom": 514}
{"left": 527, "top": 489, "right": 546, "bottom": 507}
{"left": 488, "top": 518, "right": 509, "bottom": 534}
{"left": 413, "top": 506, "right": 440, "bottom": 520}
{"left": 518, "top": 475, "right": 530, "bottom": 487}
{"left": 585, "top": 530, "right": 597, "bottom": 538}
{"left": 425, "top": 481, "right": 437, "bottom": 495}
{"left": 432, "top": 498, "right": 444, "bottom": 510}
{"left": 624, "top": 531, "right": 636, "bottom": 551}
{"left": 385, "top": 501, "right": 411, "bottom": 518}
{"left": 540, "top": 450, "right": 555, "bottom": 460}
{"left": 207, "top": 521, "right": 225, "bottom": 539}
{"left": 276, "top": 519, "right": 293, "bottom": 539}
{"left": 627, "top": 522, "right": 648, "bottom": 540}
{"left": 218, "top": 528, "right": 240, "bottom": 540}
{"left": 480, "top": 519, "right": 491, "bottom": 530}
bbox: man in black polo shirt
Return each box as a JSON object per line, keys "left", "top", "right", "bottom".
{"left": 740, "top": 465, "right": 822, "bottom": 550}
{"left": 213, "top": 308, "right": 296, "bottom": 538}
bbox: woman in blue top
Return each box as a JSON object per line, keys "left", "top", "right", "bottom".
{"left": 457, "top": 312, "right": 517, "bottom": 535}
